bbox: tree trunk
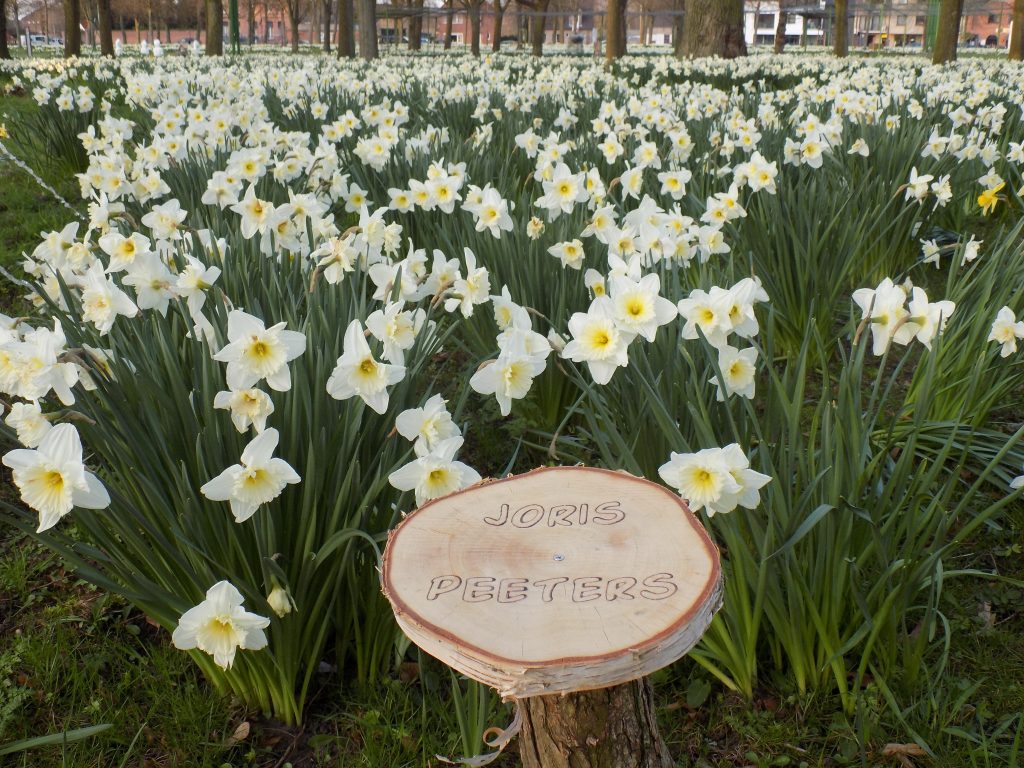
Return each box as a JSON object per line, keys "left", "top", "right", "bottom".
{"left": 322, "top": 0, "right": 331, "bottom": 49}
{"left": 467, "top": 0, "right": 480, "bottom": 53}
{"left": 246, "top": 0, "right": 254, "bottom": 44}
{"left": 518, "top": 679, "right": 674, "bottom": 768}
{"left": 357, "top": 0, "right": 377, "bottom": 57}
{"left": 1010, "top": 0, "right": 1023, "bottom": 60}
{"left": 530, "top": 0, "right": 548, "bottom": 54}
{"left": 443, "top": 0, "right": 453, "bottom": 47}
{"left": 206, "top": 0, "right": 223, "bottom": 53}
{"left": 681, "top": 0, "right": 745, "bottom": 58}
{"left": 289, "top": 1, "right": 299, "bottom": 50}
{"left": 932, "top": 0, "right": 963, "bottom": 63}
{"left": 64, "top": 0, "right": 82, "bottom": 55}
{"left": 491, "top": 0, "right": 504, "bottom": 50}
{"left": 97, "top": 0, "right": 113, "bottom": 54}
{"left": 336, "top": 0, "right": 354, "bottom": 54}
{"left": 773, "top": 8, "right": 786, "bottom": 53}
{"left": 833, "top": 0, "right": 848, "bottom": 56}
{"left": 606, "top": 0, "right": 624, "bottom": 60}
{"left": 0, "top": 0, "right": 9, "bottom": 59}
{"left": 409, "top": 0, "right": 423, "bottom": 49}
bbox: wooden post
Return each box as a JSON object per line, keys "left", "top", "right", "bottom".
{"left": 382, "top": 467, "right": 723, "bottom": 766}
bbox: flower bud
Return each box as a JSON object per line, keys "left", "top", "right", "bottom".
{"left": 267, "top": 586, "right": 293, "bottom": 618}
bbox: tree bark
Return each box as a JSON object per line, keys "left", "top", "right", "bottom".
{"left": 97, "top": 0, "right": 113, "bottom": 54}
{"left": 288, "top": 0, "right": 299, "bottom": 50}
{"left": 409, "top": 0, "right": 423, "bottom": 49}
{"left": 529, "top": 0, "right": 548, "bottom": 54}
{"left": 64, "top": 0, "right": 82, "bottom": 56}
{"left": 336, "top": 0, "right": 354, "bottom": 54}
{"left": 518, "top": 679, "right": 674, "bottom": 768}
{"left": 443, "top": 0, "right": 453, "bottom": 47}
{"left": 467, "top": 0, "right": 480, "bottom": 54}
{"left": 606, "top": 0, "right": 625, "bottom": 60}
{"left": 0, "top": 0, "right": 11, "bottom": 59}
{"left": 357, "top": 0, "right": 376, "bottom": 57}
{"left": 833, "top": 0, "right": 848, "bottom": 56}
{"left": 205, "top": 0, "right": 223, "bottom": 54}
{"left": 773, "top": 7, "right": 786, "bottom": 53}
{"left": 681, "top": 0, "right": 745, "bottom": 58}
{"left": 932, "top": 0, "right": 963, "bottom": 63}
{"left": 321, "top": 0, "right": 331, "bottom": 49}
{"left": 1011, "top": 0, "right": 1023, "bottom": 60}
{"left": 491, "top": 0, "right": 504, "bottom": 50}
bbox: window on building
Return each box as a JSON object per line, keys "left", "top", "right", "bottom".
{"left": 896, "top": 15, "right": 907, "bottom": 25}
{"left": 756, "top": 13, "right": 774, "bottom": 28}
{"left": 988, "top": 13, "right": 999, "bottom": 23}
{"left": 915, "top": 16, "right": 925, "bottom": 26}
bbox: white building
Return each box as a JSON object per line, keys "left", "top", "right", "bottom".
{"left": 744, "top": 1, "right": 829, "bottom": 46}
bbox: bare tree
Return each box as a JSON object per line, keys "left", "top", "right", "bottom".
{"left": 1011, "top": 0, "right": 1023, "bottom": 60}
{"left": 98, "top": 0, "right": 114, "bottom": 53}
{"left": 356, "top": 0, "right": 375, "bottom": 57}
{"left": 774, "top": 0, "right": 788, "bottom": 53}
{"left": 0, "top": 0, "right": 10, "bottom": 59}
{"left": 833, "top": 0, "right": 847, "bottom": 55}
{"left": 606, "top": 0, "right": 626, "bottom": 60}
{"left": 408, "top": 0, "right": 423, "bottom": 49}
{"left": 932, "top": 0, "right": 963, "bottom": 63}
{"left": 491, "top": 0, "right": 510, "bottom": 50}
{"left": 321, "top": 0, "right": 330, "bottom": 49}
{"left": 64, "top": 0, "right": 82, "bottom": 55}
{"left": 336, "top": 0, "right": 354, "bottom": 53}
{"left": 206, "top": 0, "right": 223, "bottom": 53}
{"left": 443, "top": 0, "right": 452, "bottom": 47}
{"left": 462, "top": 0, "right": 482, "bottom": 53}
{"left": 680, "top": 0, "right": 745, "bottom": 58}
{"left": 284, "top": 0, "right": 301, "bottom": 50}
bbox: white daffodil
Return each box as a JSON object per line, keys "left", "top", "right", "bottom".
{"left": 562, "top": 296, "right": 635, "bottom": 385}
{"left": 711, "top": 345, "right": 758, "bottom": 401}
{"left": 609, "top": 274, "right": 677, "bottom": 342}
{"left": 121, "top": 252, "right": 176, "bottom": 316}
{"left": 395, "top": 394, "right": 460, "bottom": 456}
{"left": 678, "top": 288, "right": 732, "bottom": 349}
{"left": 326, "top": 320, "right": 406, "bottom": 414}
{"left": 4, "top": 400, "right": 52, "bottom": 447}
{"left": 2, "top": 423, "right": 110, "bottom": 532}
{"left": 988, "top": 306, "right": 1024, "bottom": 357}
{"left": 98, "top": 231, "right": 152, "bottom": 273}
{"left": 658, "top": 447, "right": 740, "bottom": 515}
{"left": 470, "top": 333, "right": 548, "bottom": 417}
{"left": 851, "top": 278, "right": 912, "bottom": 356}
{"left": 213, "top": 387, "right": 275, "bottom": 433}
{"left": 365, "top": 302, "right": 426, "bottom": 366}
{"left": 658, "top": 444, "right": 771, "bottom": 516}
{"left": 212, "top": 310, "right": 306, "bottom": 392}
{"left": 444, "top": 248, "right": 491, "bottom": 318}
{"left": 80, "top": 263, "right": 139, "bottom": 335}
{"left": 200, "top": 428, "right": 300, "bottom": 523}
{"left": 387, "top": 436, "right": 481, "bottom": 506}
{"left": 907, "top": 287, "right": 955, "bottom": 350}
{"left": 171, "top": 581, "right": 270, "bottom": 670}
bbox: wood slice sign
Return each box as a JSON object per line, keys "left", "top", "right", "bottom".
{"left": 381, "top": 466, "right": 723, "bottom": 700}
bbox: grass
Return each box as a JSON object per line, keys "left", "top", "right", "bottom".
{"left": 2, "top": 85, "right": 1024, "bottom": 768}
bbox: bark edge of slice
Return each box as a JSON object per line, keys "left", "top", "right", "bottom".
{"left": 381, "top": 466, "right": 723, "bottom": 699}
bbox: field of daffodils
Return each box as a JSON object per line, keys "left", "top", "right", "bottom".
{"left": 1, "top": 49, "right": 1023, "bottom": 763}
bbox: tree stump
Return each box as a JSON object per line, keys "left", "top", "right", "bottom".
{"left": 381, "top": 466, "right": 723, "bottom": 764}
{"left": 519, "top": 678, "right": 673, "bottom": 768}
